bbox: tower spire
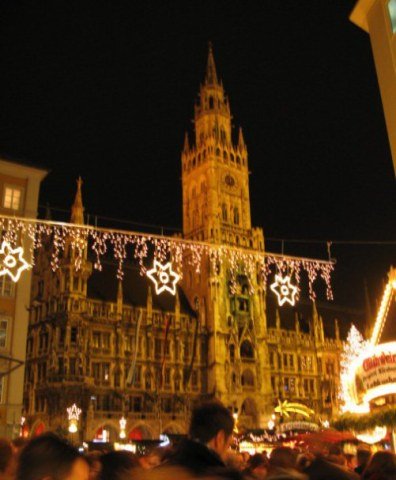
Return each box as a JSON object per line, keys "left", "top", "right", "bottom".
{"left": 70, "top": 177, "right": 85, "bottom": 225}
{"left": 238, "top": 127, "right": 245, "bottom": 149}
{"left": 205, "top": 42, "right": 219, "bottom": 85}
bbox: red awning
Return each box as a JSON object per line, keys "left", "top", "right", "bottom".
{"left": 294, "top": 430, "right": 357, "bottom": 445}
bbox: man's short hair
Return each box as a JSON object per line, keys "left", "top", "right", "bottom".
{"left": 189, "top": 401, "right": 234, "bottom": 444}
{"left": 269, "top": 447, "right": 297, "bottom": 469}
{"left": 16, "top": 433, "right": 83, "bottom": 480}
{"left": 356, "top": 448, "right": 371, "bottom": 465}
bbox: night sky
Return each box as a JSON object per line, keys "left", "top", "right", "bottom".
{"left": 0, "top": 1, "right": 395, "bottom": 313}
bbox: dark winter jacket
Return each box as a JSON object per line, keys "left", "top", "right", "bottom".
{"left": 163, "top": 438, "right": 243, "bottom": 479}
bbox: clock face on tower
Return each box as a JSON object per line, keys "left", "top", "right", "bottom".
{"left": 224, "top": 173, "right": 236, "bottom": 188}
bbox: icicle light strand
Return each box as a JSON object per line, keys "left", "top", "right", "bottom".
{"left": 0, "top": 214, "right": 334, "bottom": 301}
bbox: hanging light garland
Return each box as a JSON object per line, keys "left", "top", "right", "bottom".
{"left": 0, "top": 214, "right": 335, "bottom": 301}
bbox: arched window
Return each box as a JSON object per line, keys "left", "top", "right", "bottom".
{"left": 216, "top": 148, "right": 221, "bottom": 156}
{"left": 209, "top": 96, "right": 214, "bottom": 109}
{"left": 230, "top": 153, "right": 235, "bottom": 162}
{"left": 233, "top": 207, "right": 239, "bottom": 225}
{"left": 222, "top": 203, "right": 228, "bottom": 221}
{"left": 230, "top": 344, "right": 235, "bottom": 363}
{"left": 240, "top": 340, "right": 254, "bottom": 359}
{"left": 236, "top": 156, "right": 241, "bottom": 165}
{"left": 223, "top": 151, "right": 228, "bottom": 161}
{"left": 241, "top": 369, "right": 255, "bottom": 387}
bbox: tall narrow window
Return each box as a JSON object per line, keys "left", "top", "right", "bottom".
{"left": 269, "top": 351, "right": 275, "bottom": 367}
{"left": 229, "top": 344, "right": 235, "bottom": 363}
{"left": 0, "top": 318, "right": 8, "bottom": 348}
{"left": 0, "top": 277, "right": 14, "bottom": 298}
{"left": 70, "top": 327, "right": 78, "bottom": 344}
{"left": 92, "top": 363, "right": 100, "bottom": 380}
{"left": 92, "top": 332, "right": 101, "bottom": 348}
{"left": 222, "top": 203, "right": 228, "bottom": 221}
{"left": 233, "top": 207, "right": 239, "bottom": 225}
{"left": 102, "top": 363, "right": 110, "bottom": 382}
{"left": 102, "top": 333, "right": 110, "bottom": 349}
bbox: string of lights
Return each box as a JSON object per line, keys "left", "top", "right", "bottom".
{"left": 0, "top": 213, "right": 334, "bottom": 302}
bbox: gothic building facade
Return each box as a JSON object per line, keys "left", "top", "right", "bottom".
{"left": 23, "top": 48, "right": 355, "bottom": 441}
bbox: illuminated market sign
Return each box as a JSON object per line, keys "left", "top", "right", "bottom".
{"left": 347, "top": 341, "right": 396, "bottom": 410}
{"left": 278, "top": 421, "right": 319, "bottom": 433}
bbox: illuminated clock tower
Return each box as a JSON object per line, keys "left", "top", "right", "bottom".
{"left": 181, "top": 45, "right": 269, "bottom": 428}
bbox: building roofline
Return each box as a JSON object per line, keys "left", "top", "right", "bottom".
{"left": 0, "top": 154, "right": 50, "bottom": 178}
{"left": 349, "top": 0, "right": 376, "bottom": 33}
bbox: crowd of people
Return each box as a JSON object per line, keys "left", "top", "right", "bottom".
{"left": 0, "top": 401, "right": 395, "bottom": 480}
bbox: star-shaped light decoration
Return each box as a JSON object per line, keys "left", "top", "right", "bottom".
{"left": 0, "top": 241, "right": 30, "bottom": 282}
{"left": 67, "top": 403, "right": 82, "bottom": 421}
{"left": 270, "top": 274, "right": 298, "bottom": 307}
{"left": 147, "top": 260, "right": 180, "bottom": 295}
{"left": 67, "top": 403, "right": 82, "bottom": 434}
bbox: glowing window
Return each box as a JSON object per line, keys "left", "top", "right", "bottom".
{"left": 3, "top": 186, "right": 23, "bottom": 211}
{"left": 389, "top": 0, "right": 396, "bottom": 33}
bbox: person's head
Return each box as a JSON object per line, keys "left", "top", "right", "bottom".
{"left": 0, "top": 438, "right": 13, "bottom": 476}
{"left": 224, "top": 451, "right": 244, "bottom": 470}
{"left": 139, "top": 447, "right": 168, "bottom": 469}
{"left": 269, "top": 447, "right": 297, "bottom": 470}
{"left": 16, "top": 433, "right": 89, "bottom": 480}
{"left": 11, "top": 437, "right": 28, "bottom": 454}
{"left": 363, "top": 451, "right": 396, "bottom": 479}
{"left": 247, "top": 453, "right": 268, "bottom": 479}
{"left": 189, "top": 401, "right": 234, "bottom": 460}
{"left": 99, "top": 451, "right": 139, "bottom": 480}
{"left": 356, "top": 448, "right": 371, "bottom": 467}
{"left": 85, "top": 451, "right": 102, "bottom": 480}
{"left": 241, "top": 451, "right": 251, "bottom": 464}
{"left": 327, "top": 444, "right": 346, "bottom": 466}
